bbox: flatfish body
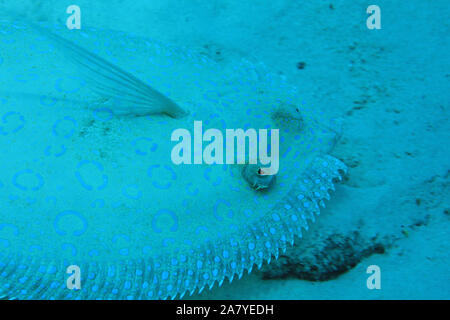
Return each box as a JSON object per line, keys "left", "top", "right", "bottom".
{"left": 0, "top": 21, "right": 346, "bottom": 299}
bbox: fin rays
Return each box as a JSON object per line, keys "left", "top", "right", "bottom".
{"left": 29, "top": 21, "right": 187, "bottom": 118}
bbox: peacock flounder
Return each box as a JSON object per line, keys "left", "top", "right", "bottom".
{"left": 0, "top": 20, "right": 346, "bottom": 299}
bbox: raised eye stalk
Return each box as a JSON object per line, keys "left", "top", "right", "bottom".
{"left": 242, "top": 164, "right": 276, "bottom": 191}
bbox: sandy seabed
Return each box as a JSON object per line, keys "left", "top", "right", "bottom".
{"left": 1, "top": 0, "right": 448, "bottom": 299}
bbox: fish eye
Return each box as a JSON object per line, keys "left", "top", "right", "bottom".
{"left": 242, "top": 164, "right": 276, "bottom": 191}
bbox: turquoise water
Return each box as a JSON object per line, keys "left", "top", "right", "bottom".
{"left": 0, "top": 1, "right": 449, "bottom": 300}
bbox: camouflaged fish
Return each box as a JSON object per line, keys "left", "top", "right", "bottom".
{"left": 0, "top": 19, "right": 346, "bottom": 299}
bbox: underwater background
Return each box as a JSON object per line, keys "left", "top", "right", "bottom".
{"left": 0, "top": 0, "right": 449, "bottom": 299}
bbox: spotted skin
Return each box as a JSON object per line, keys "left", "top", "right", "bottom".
{"left": 0, "top": 21, "right": 346, "bottom": 299}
